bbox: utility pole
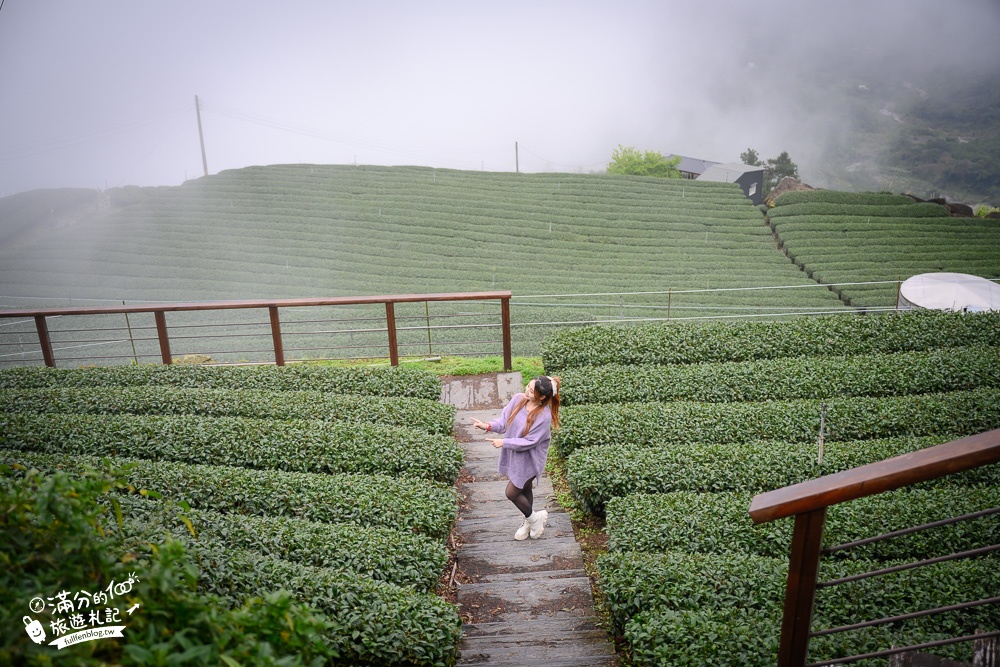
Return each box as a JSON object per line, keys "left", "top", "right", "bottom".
{"left": 515, "top": 141, "right": 519, "bottom": 174}
{"left": 195, "top": 95, "right": 208, "bottom": 177}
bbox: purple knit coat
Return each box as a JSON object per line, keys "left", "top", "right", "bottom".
{"left": 488, "top": 392, "right": 552, "bottom": 489}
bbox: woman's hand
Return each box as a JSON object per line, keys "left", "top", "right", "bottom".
{"left": 470, "top": 417, "right": 489, "bottom": 431}
{"left": 489, "top": 439, "right": 504, "bottom": 448}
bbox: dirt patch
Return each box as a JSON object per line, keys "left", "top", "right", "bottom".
{"left": 438, "top": 523, "right": 474, "bottom": 604}
{"left": 458, "top": 589, "right": 510, "bottom": 624}
{"left": 765, "top": 176, "right": 814, "bottom": 205}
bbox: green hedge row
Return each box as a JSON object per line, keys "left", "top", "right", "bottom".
{"left": 627, "top": 608, "right": 991, "bottom": 667}
{"left": 566, "top": 435, "right": 1000, "bottom": 515}
{"left": 0, "top": 385, "right": 456, "bottom": 436}
{"left": 554, "top": 388, "right": 1000, "bottom": 455}
{"left": 0, "top": 364, "right": 443, "bottom": 400}
{"left": 1, "top": 411, "right": 463, "bottom": 484}
{"left": 2, "top": 449, "right": 458, "bottom": 540}
{"left": 773, "top": 190, "right": 917, "bottom": 207}
{"left": 1, "top": 466, "right": 346, "bottom": 667}
{"left": 113, "top": 495, "right": 447, "bottom": 592}
{"left": 767, "top": 202, "right": 949, "bottom": 218}
{"left": 604, "top": 488, "right": 1000, "bottom": 560}
{"left": 541, "top": 311, "right": 1000, "bottom": 371}
{"left": 147, "top": 537, "right": 460, "bottom": 667}
{"left": 558, "top": 346, "right": 1000, "bottom": 406}
{"left": 601, "top": 550, "right": 999, "bottom": 667}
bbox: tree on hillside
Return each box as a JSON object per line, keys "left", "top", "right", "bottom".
{"left": 743, "top": 148, "right": 800, "bottom": 194}
{"left": 764, "top": 151, "right": 800, "bottom": 194}
{"left": 607, "top": 145, "right": 681, "bottom": 178}
{"left": 740, "top": 148, "right": 761, "bottom": 166}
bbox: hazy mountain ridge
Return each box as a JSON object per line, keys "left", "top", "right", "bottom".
{"left": 733, "top": 38, "right": 1000, "bottom": 205}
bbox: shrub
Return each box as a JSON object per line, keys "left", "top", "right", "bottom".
{"left": 604, "top": 488, "right": 1000, "bottom": 560}
{"left": 1, "top": 411, "right": 463, "bottom": 484}
{"left": 603, "top": 551, "right": 999, "bottom": 666}
{"left": 773, "top": 190, "right": 915, "bottom": 207}
{"left": 554, "top": 388, "right": 1000, "bottom": 455}
{"left": 0, "top": 465, "right": 337, "bottom": 667}
{"left": 1, "top": 449, "right": 458, "bottom": 540}
{"left": 0, "top": 364, "right": 443, "bottom": 399}
{"left": 113, "top": 495, "right": 448, "bottom": 591}
{"left": 541, "top": 311, "right": 1000, "bottom": 371}
{"left": 557, "top": 346, "right": 1000, "bottom": 406}
{"left": 0, "top": 385, "right": 456, "bottom": 436}
{"left": 767, "top": 202, "right": 949, "bottom": 218}
{"left": 566, "top": 434, "right": 1000, "bottom": 515}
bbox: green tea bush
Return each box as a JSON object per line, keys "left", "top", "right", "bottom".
{"left": 624, "top": 606, "right": 982, "bottom": 667}
{"left": 557, "top": 346, "right": 1000, "bottom": 406}
{"left": 2, "top": 411, "right": 463, "bottom": 484}
{"left": 604, "top": 488, "right": 1000, "bottom": 560}
{"left": 555, "top": 388, "right": 1000, "bottom": 455}
{"left": 566, "top": 435, "right": 1000, "bottom": 514}
{"left": 602, "top": 551, "right": 999, "bottom": 666}
{"left": 112, "top": 495, "right": 447, "bottom": 591}
{"left": 0, "top": 466, "right": 338, "bottom": 667}
{"left": 542, "top": 311, "right": 1000, "bottom": 371}
{"left": 1, "top": 449, "right": 458, "bottom": 540}
{"left": 768, "top": 202, "right": 949, "bottom": 218}
{"left": 773, "top": 191, "right": 916, "bottom": 207}
{"left": 0, "top": 385, "right": 456, "bottom": 435}
{"left": 0, "top": 364, "right": 443, "bottom": 400}
{"left": 599, "top": 549, "right": 1000, "bottom": 632}
{"left": 116, "top": 532, "right": 461, "bottom": 667}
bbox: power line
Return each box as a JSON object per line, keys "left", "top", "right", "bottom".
{"left": 0, "top": 105, "right": 192, "bottom": 161}
{"left": 200, "top": 100, "right": 481, "bottom": 170}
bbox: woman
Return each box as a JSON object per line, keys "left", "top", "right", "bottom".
{"left": 471, "top": 375, "right": 560, "bottom": 540}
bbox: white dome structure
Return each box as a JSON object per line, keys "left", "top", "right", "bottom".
{"left": 898, "top": 272, "right": 1000, "bottom": 312}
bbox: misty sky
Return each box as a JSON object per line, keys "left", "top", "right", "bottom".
{"left": 1, "top": 0, "right": 998, "bottom": 196}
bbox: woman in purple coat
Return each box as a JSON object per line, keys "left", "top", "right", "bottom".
{"left": 471, "top": 375, "right": 561, "bottom": 540}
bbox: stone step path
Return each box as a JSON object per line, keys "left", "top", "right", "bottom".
{"left": 442, "top": 373, "right": 618, "bottom": 667}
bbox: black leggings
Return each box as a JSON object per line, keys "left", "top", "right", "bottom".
{"left": 505, "top": 476, "right": 536, "bottom": 518}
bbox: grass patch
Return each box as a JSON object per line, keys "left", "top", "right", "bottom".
{"left": 307, "top": 355, "right": 545, "bottom": 379}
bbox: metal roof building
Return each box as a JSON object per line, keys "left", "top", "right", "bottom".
{"left": 696, "top": 162, "right": 765, "bottom": 205}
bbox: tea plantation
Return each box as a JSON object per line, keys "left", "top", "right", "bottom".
{"left": 0, "top": 364, "right": 462, "bottom": 666}
{"left": 0, "top": 165, "right": 847, "bottom": 360}
{"left": 543, "top": 309, "right": 1000, "bottom": 666}
{"left": 768, "top": 190, "right": 1000, "bottom": 309}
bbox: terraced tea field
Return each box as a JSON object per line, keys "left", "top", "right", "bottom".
{"left": 544, "top": 309, "right": 1000, "bottom": 666}
{"left": 0, "top": 165, "right": 846, "bottom": 360}
{"left": 0, "top": 364, "right": 462, "bottom": 665}
{"left": 768, "top": 190, "right": 1000, "bottom": 309}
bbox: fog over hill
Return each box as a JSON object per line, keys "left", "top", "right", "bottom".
{"left": 0, "top": 1, "right": 997, "bottom": 202}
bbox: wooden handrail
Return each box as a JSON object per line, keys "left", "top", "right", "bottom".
{"left": 0, "top": 291, "right": 513, "bottom": 318}
{"left": 0, "top": 291, "right": 514, "bottom": 370}
{"left": 750, "top": 428, "right": 1000, "bottom": 667}
{"left": 750, "top": 428, "right": 1000, "bottom": 525}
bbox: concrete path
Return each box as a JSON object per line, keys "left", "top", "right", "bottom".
{"left": 442, "top": 373, "right": 619, "bottom": 667}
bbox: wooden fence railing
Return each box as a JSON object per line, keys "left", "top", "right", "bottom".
{"left": 0, "top": 291, "right": 513, "bottom": 370}
{"left": 750, "top": 428, "right": 1000, "bottom": 667}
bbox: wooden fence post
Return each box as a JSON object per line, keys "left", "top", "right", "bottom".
{"left": 268, "top": 306, "right": 285, "bottom": 366}
{"left": 501, "top": 297, "right": 512, "bottom": 372}
{"left": 778, "top": 508, "right": 827, "bottom": 667}
{"left": 385, "top": 302, "right": 399, "bottom": 367}
{"left": 154, "top": 311, "right": 172, "bottom": 365}
{"left": 34, "top": 315, "right": 55, "bottom": 368}
{"left": 976, "top": 629, "right": 1000, "bottom": 667}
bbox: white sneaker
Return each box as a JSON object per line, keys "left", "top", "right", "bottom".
{"left": 528, "top": 510, "right": 548, "bottom": 539}
{"left": 514, "top": 517, "right": 531, "bottom": 541}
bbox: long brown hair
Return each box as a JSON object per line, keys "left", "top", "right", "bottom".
{"left": 505, "top": 376, "right": 560, "bottom": 437}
